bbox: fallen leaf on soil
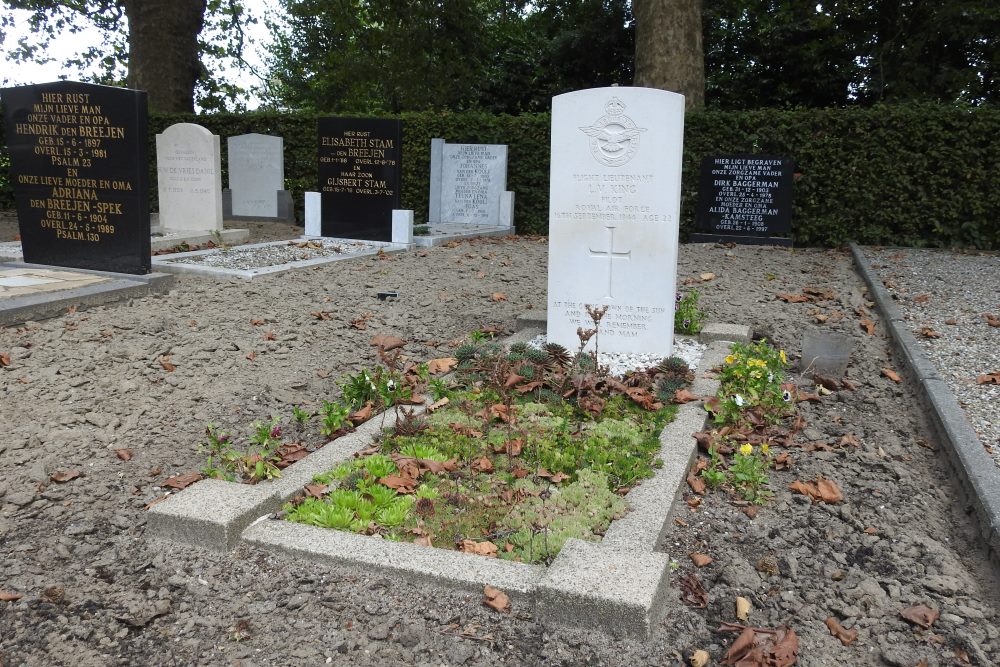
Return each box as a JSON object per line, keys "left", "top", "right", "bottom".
{"left": 490, "top": 292, "right": 507, "bottom": 302}
{"left": 813, "top": 375, "right": 840, "bottom": 391}
{"left": 700, "top": 272, "right": 716, "bottom": 281}
{"left": 900, "top": 604, "right": 939, "bottom": 629}
{"left": 511, "top": 464, "right": 530, "bottom": 478}
{"left": 460, "top": 540, "right": 498, "bottom": 558}
{"left": 774, "top": 452, "right": 793, "bottom": 470}
{"left": 379, "top": 474, "right": 418, "bottom": 494}
{"left": 482, "top": 585, "right": 510, "bottom": 612}
{"left": 413, "top": 534, "right": 433, "bottom": 547}
{"left": 814, "top": 313, "right": 828, "bottom": 323}
{"left": 841, "top": 378, "right": 858, "bottom": 390}
{"left": 371, "top": 334, "right": 405, "bottom": 350}
{"left": 776, "top": 292, "right": 810, "bottom": 303}
{"left": 803, "top": 286, "right": 835, "bottom": 300}
{"left": 687, "top": 470, "right": 706, "bottom": 495}
{"left": 349, "top": 402, "right": 374, "bottom": 424}
{"left": 310, "top": 311, "right": 331, "bottom": 320}
{"left": 789, "top": 476, "right": 844, "bottom": 503}
{"left": 689, "top": 649, "right": 710, "bottom": 667}
{"left": 249, "top": 318, "right": 264, "bottom": 326}
{"left": 158, "top": 355, "right": 176, "bottom": 372}
{"left": 881, "top": 368, "right": 902, "bottom": 383}
{"left": 472, "top": 456, "right": 494, "bottom": 473}
{"left": 448, "top": 422, "right": 483, "bottom": 438}
{"left": 246, "top": 351, "right": 257, "bottom": 361}
{"left": 719, "top": 624, "right": 799, "bottom": 667}
{"left": 736, "top": 596, "right": 751, "bottom": 621}
{"left": 0, "top": 352, "right": 11, "bottom": 367}
{"left": 860, "top": 318, "right": 876, "bottom": 335}
{"left": 427, "top": 357, "right": 458, "bottom": 375}
{"left": 976, "top": 372, "right": 1000, "bottom": 385}
{"left": 918, "top": 327, "right": 940, "bottom": 338}
{"left": 163, "top": 472, "right": 202, "bottom": 490}
{"left": 985, "top": 314, "right": 1000, "bottom": 328}
{"left": 0, "top": 590, "right": 24, "bottom": 602}
{"left": 864, "top": 527, "right": 878, "bottom": 535}
{"left": 678, "top": 573, "right": 708, "bottom": 608}
{"left": 426, "top": 397, "right": 450, "bottom": 413}
{"left": 673, "top": 388, "right": 701, "bottom": 404}
{"left": 50, "top": 470, "right": 81, "bottom": 483}
{"left": 825, "top": 617, "right": 858, "bottom": 645}
{"left": 115, "top": 449, "right": 135, "bottom": 461}
{"left": 690, "top": 553, "right": 713, "bottom": 567}
{"left": 913, "top": 294, "right": 930, "bottom": 304}
{"left": 796, "top": 390, "right": 822, "bottom": 402}
{"left": 954, "top": 647, "right": 972, "bottom": 664}
{"left": 304, "top": 483, "right": 328, "bottom": 499}
{"left": 840, "top": 434, "right": 860, "bottom": 447}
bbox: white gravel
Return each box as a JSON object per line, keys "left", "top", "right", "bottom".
{"left": 865, "top": 247, "right": 1000, "bottom": 459}
{"left": 160, "top": 239, "right": 382, "bottom": 270}
{"left": 526, "top": 333, "right": 706, "bottom": 377}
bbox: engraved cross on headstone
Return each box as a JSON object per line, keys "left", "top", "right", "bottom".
{"left": 590, "top": 225, "right": 631, "bottom": 299}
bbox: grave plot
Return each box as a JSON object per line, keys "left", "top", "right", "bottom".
{"left": 147, "top": 322, "right": 750, "bottom": 638}
{"left": 151, "top": 238, "right": 407, "bottom": 280}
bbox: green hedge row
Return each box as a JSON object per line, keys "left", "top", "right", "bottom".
{"left": 2, "top": 104, "right": 998, "bottom": 248}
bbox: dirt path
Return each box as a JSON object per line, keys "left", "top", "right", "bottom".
{"left": 1, "top": 236, "right": 998, "bottom": 666}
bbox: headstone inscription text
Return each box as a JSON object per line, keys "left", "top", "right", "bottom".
{"left": 695, "top": 155, "right": 793, "bottom": 237}
{"left": 1, "top": 81, "right": 150, "bottom": 274}
{"left": 429, "top": 139, "right": 508, "bottom": 226}
{"left": 155, "top": 123, "right": 223, "bottom": 233}
{"left": 318, "top": 117, "right": 401, "bottom": 241}
{"left": 547, "top": 88, "right": 684, "bottom": 355}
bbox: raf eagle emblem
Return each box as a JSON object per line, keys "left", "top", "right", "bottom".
{"left": 579, "top": 97, "right": 646, "bottom": 167}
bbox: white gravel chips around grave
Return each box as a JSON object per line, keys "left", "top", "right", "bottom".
{"left": 527, "top": 333, "right": 706, "bottom": 377}
{"left": 161, "top": 239, "right": 381, "bottom": 270}
{"left": 865, "top": 247, "right": 1000, "bottom": 459}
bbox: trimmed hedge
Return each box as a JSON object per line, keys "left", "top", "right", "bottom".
{"left": 2, "top": 104, "right": 998, "bottom": 248}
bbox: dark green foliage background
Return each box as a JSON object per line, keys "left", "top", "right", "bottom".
{"left": 1, "top": 104, "right": 998, "bottom": 248}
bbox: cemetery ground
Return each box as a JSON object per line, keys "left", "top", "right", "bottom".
{"left": 1, "top": 221, "right": 999, "bottom": 666}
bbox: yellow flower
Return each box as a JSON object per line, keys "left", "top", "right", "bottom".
{"left": 725, "top": 355, "right": 736, "bottom": 365}
{"left": 779, "top": 350, "right": 788, "bottom": 364}
{"left": 739, "top": 443, "right": 753, "bottom": 456}
{"left": 761, "top": 443, "right": 770, "bottom": 455}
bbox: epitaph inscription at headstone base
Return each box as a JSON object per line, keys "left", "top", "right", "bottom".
{"left": 155, "top": 123, "right": 223, "bottom": 233}
{"left": 227, "top": 133, "right": 284, "bottom": 218}
{"left": 318, "top": 117, "right": 402, "bottom": 241}
{"left": 1, "top": 81, "right": 150, "bottom": 274}
{"left": 547, "top": 87, "right": 684, "bottom": 356}
{"left": 428, "top": 138, "right": 510, "bottom": 226}
{"left": 691, "top": 155, "right": 794, "bottom": 246}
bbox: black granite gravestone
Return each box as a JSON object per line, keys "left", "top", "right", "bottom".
{"left": 691, "top": 155, "right": 794, "bottom": 246}
{"left": 318, "top": 117, "right": 402, "bottom": 241}
{"left": 1, "top": 81, "right": 150, "bottom": 273}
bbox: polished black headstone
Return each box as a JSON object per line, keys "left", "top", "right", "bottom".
{"left": 1, "top": 81, "right": 150, "bottom": 274}
{"left": 692, "top": 155, "right": 794, "bottom": 246}
{"left": 318, "top": 117, "right": 402, "bottom": 241}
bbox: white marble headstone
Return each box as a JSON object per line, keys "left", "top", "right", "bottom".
{"left": 156, "top": 123, "right": 223, "bottom": 232}
{"left": 546, "top": 88, "right": 684, "bottom": 355}
{"left": 429, "top": 139, "right": 508, "bottom": 226}
{"left": 228, "top": 133, "right": 284, "bottom": 217}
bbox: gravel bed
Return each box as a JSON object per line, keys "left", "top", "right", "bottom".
{"left": 160, "top": 239, "right": 382, "bottom": 270}
{"left": 527, "top": 333, "right": 706, "bottom": 378}
{"left": 864, "top": 247, "right": 1000, "bottom": 458}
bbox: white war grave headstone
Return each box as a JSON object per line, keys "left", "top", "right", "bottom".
{"left": 225, "top": 133, "right": 294, "bottom": 220}
{"left": 155, "top": 122, "right": 223, "bottom": 233}
{"left": 428, "top": 138, "right": 514, "bottom": 228}
{"left": 547, "top": 88, "right": 684, "bottom": 355}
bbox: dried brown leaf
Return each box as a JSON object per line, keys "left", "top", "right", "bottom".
{"left": 900, "top": 604, "right": 939, "bottom": 629}
{"left": 115, "top": 449, "right": 135, "bottom": 461}
{"left": 427, "top": 397, "right": 450, "bottom": 413}
{"left": 985, "top": 313, "right": 1000, "bottom": 328}
{"left": 700, "top": 272, "right": 716, "bottom": 281}
{"left": 678, "top": 573, "right": 708, "bottom": 608}
{"left": 976, "top": 372, "right": 1000, "bottom": 385}
{"left": 461, "top": 540, "right": 498, "bottom": 558}
{"left": 913, "top": 294, "right": 930, "bottom": 304}
{"left": 0, "top": 590, "right": 24, "bottom": 602}
{"left": 303, "top": 483, "right": 328, "bottom": 499}
{"left": 427, "top": 357, "right": 458, "bottom": 375}
{"left": 371, "top": 334, "right": 405, "bottom": 351}
{"left": 249, "top": 318, "right": 265, "bottom": 326}
{"left": 918, "top": 327, "right": 940, "bottom": 339}
{"left": 0, "top": 351, "right": 11, "bottom": 367}
{"left": 673, "top": 388, "right": 701, "bottom": 404}
{"left": 482, "top": 585, "right": 510, "bottom": 612}
{"left": 881, "top": 367, "right": 903, "bottom": 383}
{"left": 825, "top": 617, "right": 858, "bottom": 645}
{"left": 690, "top": 553, "right": 713, "bottom": 567}
{"left": 860, "top": 318, "right": 876, "bottom": 335}
{"left": 158, "top": 355, "right": 176, "bottom": 372}
{"left": 50, "top": 470, "right": 81, "bottom": 483}
{"left": 789, "top": 476, "right": 843, "bottom": 503}
{"left": 490, "top": 292, "right": 508, "bottom": 302}
{"left": 163, "top": 472, "right": 202, "bottom": 490}
{"left": 776, "top": 292, "right": 811, "bottom": 303}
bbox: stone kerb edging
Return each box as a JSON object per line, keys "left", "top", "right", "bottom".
{"left": 147, "top": 326, "right": 748, "bottom": 638}
{"left": 849, "top": 243, "right": 1000, "bottom": 560}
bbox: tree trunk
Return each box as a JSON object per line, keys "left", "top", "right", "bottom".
{"left": 124, "top": 0, "right": 207, "bottom": 112}
{"left": 633, "top": 0, "right": 704, "bottom": 110}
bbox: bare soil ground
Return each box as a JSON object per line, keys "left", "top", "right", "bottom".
{"left": 1, "top": 221, "right": 998, "bottom": 666}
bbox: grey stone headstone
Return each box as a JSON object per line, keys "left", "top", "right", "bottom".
{"left": 428, "top": 139, "right": 508, "bottom": 226}
{"left": 156, "top": 122, "right": 223, "bottom": 232}
{"left": 227, "top": 133, "right": 284, "bottom": 218}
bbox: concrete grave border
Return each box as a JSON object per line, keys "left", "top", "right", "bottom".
{"left": 151, "top": 239, "right": 407, "bottom": 280}
{"left": 850, "top": 243, "right": 1000, "bottom": 561}
{"left": 147, "top": 323, "right": 751, "bottom": 637}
